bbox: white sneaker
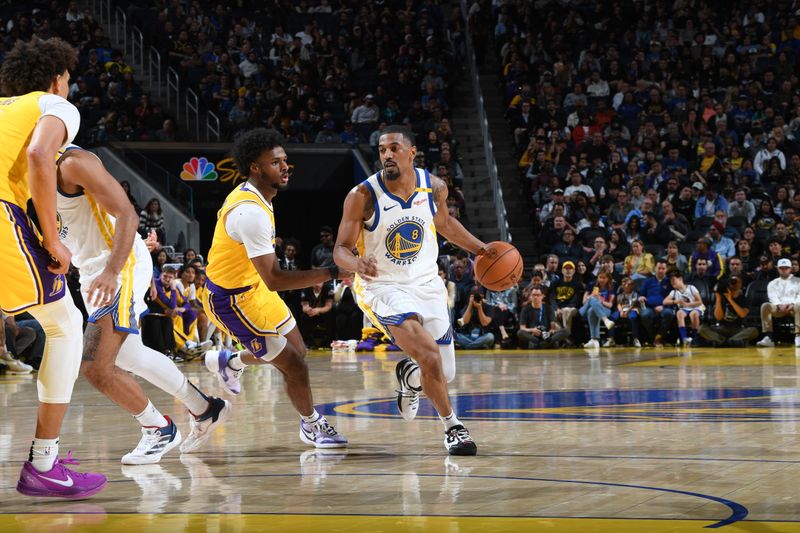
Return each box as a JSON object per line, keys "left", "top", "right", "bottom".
{"left": 682, "top": 337, "right": 693, "bottom": 348}
{"left": 299, "top": 416, "right": 348, "bottom": 448}
{"left": 602, "top": 338, "right": 615, "bottom": 347}
{"left": 602, "top": 318, "right": 615, "bottom": 330}
{"left": 583, "top": 339, "right": 599, "bottom": 348}
{"left": 633, "top": 339, "right": 642, "bottom": 348}
{"left": 181, "top": 340, "right": 213, "bottom": 359}
{"left": 180, "top": 397, "right": 231, "bottom": 453}
{"left": 121, "top": 417, "right": 182, "bottom": 465}
{"left": 756, "top": 336, "right": 775, "bottom": 347}
{"left": 0, "top": 352, "right": 32, "bottom": 374}
{"left": 205, "top": 349, "right": 244, "bottom": 395}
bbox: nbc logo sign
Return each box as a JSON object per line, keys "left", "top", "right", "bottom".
{"left": 180, "top": 157, "right": 218, "bottom": 181}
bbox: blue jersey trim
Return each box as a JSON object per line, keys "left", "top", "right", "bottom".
{"left": 376, "top": 169, "right": 420, "bottom": 209}
{"left": 363, "top": 180, "right": 380, "bottom": 232}
{"left": 424, "top": 169, "right": 436, "bottom": 217}
{"left": 436, "top": 326, "right": 453, "bottom": 345}
{"left": 56, "top": 186, "right": 84, "bottom": 198}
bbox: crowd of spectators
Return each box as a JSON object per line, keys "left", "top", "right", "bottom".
{"left": 418, "top": 0, "right": 800, "bottom": 349}
{"left": 0, "top": 2, "right": 181, "bottom": 144}
{"left": 123, "top": 0, "right": 464, "bottom": 147}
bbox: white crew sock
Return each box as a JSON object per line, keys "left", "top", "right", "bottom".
{"left": 439, "top": 411, "right": 463, "bottom": 430}
{"left": 30, "top": 438, "right": 59, "bottom": 472}
{"left": 134, "top": 400, "right": 169, "bottom": 428}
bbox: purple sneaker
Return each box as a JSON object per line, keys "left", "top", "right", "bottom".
{"left": 205, "top": 349, "right": 243, "bottom": 395}
{"left": 299, "top": 416, "right": 348, "bottom": 449}
{"left": 16, "top": 452, "right": 107, "bottom": 499}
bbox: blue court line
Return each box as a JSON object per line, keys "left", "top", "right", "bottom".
{"left": 81, "top": 472, "right": 746, "bottom": 528}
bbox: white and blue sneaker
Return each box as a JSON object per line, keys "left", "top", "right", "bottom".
{"left": 205, "top": 349, "right": 243, "bottom": 395}
{"left": 299, "top": 416, "right": 348, "bottom": 449}
{"left": 180, "top": 397, "right": 232, "bottom": 454}
{"left": 395, "top": 358, "right": 422, "bottom": 421}
{"left": 122, "top": 417, "right": 182, "bottom": 465}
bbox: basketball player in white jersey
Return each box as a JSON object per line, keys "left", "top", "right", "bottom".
{"left": 333, "top": 126, "right": 489, "bottom": 455}
{"left": 56, "top": 145, "right": 230, "bottom": 464}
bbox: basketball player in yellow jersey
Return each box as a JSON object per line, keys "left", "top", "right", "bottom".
{"left": 0, "top": 38, "right": 106, "bottom": 497}
{"left": 202, "top": 128, "right": 347, "bottom": 448}
{"left": 56, "top": 146, "right": 230, "bottom": 464}
{"left": 333, "top": 126, "right": 491, "bottom": 455}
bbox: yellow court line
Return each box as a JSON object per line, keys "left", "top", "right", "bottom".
{"left": 0, "top": 515, "right": 795, "bottom": 532}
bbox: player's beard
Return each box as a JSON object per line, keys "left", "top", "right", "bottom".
{"left": 383, "top": 164, "right": 401, "bottom": 180}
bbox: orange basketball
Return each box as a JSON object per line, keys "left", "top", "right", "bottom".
{"left": 474, "top": 241, "right": 524, "bottom": 291}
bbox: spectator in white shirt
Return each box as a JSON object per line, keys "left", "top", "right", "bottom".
{"left": 564, "top": 168, "right": 595, "bottom": 201}
{"left": 753, "top": 137, "right": 786, "bottom": 178}
{"left": 756, "top": 258, "right": 800, "bottom": 347}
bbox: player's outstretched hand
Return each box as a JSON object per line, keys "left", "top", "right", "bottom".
{"left": 356, "top": 255, "right": 378, "bottom": 279}
{"left": 87, "top": 268, "right": 119, "bottom": 308}
{"left": 43, "top": 239, "right": 72, "bottom": 275}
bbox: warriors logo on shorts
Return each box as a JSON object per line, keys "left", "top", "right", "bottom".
{"left": 385, "top": 218, "right": 424, "bottom": 264}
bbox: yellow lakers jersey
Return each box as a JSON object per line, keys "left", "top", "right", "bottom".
{"left": 205, "top": 182, "right": 275, "bottom": 290}
{"left": 0, "top": 92, "right": 80, "bottom": 207}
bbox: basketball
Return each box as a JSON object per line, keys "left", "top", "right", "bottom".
{"left": 474, "top": 241, "right": 524, "bottom": 291}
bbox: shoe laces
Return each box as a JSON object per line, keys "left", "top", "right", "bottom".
{"left": 448, "top": 426, "right": 472, "bottom": 442}
{"left": 314, "top": 418, "right": 339, "bottom": 437}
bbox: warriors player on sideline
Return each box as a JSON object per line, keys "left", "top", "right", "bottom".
{"left": 56, "top": 145, "right": 230, "bottom": 464}
{"left": 203, "top": 128, "right": 347, "bottom": 448}
{"left": 333, "top": 126, "right": 485, "bottom": 455}
{"left": 0, "top": 38, "right": 106, "bottom": 497}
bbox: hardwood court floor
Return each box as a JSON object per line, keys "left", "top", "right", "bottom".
{"left": 3, "top": 345, "right": 800, "bottom": 532}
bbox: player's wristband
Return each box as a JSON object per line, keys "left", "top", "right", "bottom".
{"left": 327, "top": 264, "right": 339, "bottom": 280}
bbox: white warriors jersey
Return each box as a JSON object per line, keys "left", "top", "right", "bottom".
{"left": 56, "top": 146, "right": 151, "bottom": 286}
{"left": 357, "top": 168, "right": 439, "bottom": 285}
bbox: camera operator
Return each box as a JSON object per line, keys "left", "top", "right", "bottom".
{"left": 454, "top": 285, "right": 495, "bottom": 349}
{"left": 698, "top": 275, "right": 758, "bottom": 347}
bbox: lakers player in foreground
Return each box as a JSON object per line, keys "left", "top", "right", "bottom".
{"left": 0, "top": 38, "right": 106, "bottom": 497}
{"left": 55, "top": 145, "right": 230, "bottom": 464}
{"left": 333, "top": 126, "right": 488, "bottom": 455}
{"left": 202, "top": 128, "right": 347, "bottom": 448}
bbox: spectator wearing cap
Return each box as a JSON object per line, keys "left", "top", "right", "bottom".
{"left": 351, "top": 94, "right": 379, "bottom": 139}
{"left": 708, "top": 221, "right": 735, "bottom": 260}
{"left": 549, "top": 261, "right": 583, "bottom": 338}
{"left": 689, "top": 238, "right": 724, "bottom": 280}
{"left": 315, "top": 120, "right": 339, "bottom": 143}
{"left": 539, "top": 189, "right": 569, "bottom": 222}
{"left": 753, "top": 137, "right": 786, "bottom": 178}
{"left": 728, "top": 189, "right": 756, "bottom": 224}
{"left": 756, "top": 258, "right": 800, "bottom": 348}
{"left": 695, "top": 185, "right": 729, "bottom": 220}
{"left": 311, "top": 226, "right": 335, "bottom": 268}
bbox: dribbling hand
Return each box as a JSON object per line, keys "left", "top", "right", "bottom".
{"left": 356, "top": 255, "right": 378, "bottom": 279}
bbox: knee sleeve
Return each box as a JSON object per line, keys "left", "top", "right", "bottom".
{"left": 439, "top": 342, "right": 456, "bottom": 382}
{"left": 117, "top": 333, "right": 187, "bottom": 397}
{"left": 28, "top": 298, "right": 84, "bottom": 403}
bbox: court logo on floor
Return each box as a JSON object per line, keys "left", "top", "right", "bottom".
{"left": 317, "top": 388, "right": 800, "bottom": 422}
